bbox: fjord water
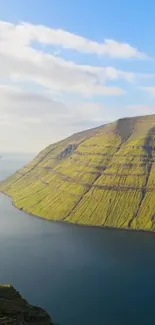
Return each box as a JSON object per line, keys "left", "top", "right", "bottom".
{"left": 1, "top": 155, "right": 155, "bottom": 324}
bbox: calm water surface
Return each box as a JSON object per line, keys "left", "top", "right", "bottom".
{"left": 0, "top": 153, "right": 155, "bottom": 325}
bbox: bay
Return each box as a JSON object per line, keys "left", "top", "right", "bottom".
{"left": 0, "top": 153, "right": 155, "bottom": 325}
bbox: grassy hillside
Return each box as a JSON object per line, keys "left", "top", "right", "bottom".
{"left": 2, "top": 114, "right": 155, "bottom": 231}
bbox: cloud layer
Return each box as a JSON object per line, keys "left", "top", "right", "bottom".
{"left": 0, "top": 20, "right": 154, "bottom": 152}
{"left": 0, "top": 85, "right": 113, "bottom": 152}
{"left": 0, "top": 22, "right": 131, "bottom": 97}
{"left": 0, "top": 21, "right": 147, "bottom": 59}
{"left": 0, "top": 20, "right": 151, "bottom": 98}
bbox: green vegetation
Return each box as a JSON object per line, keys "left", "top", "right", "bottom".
{"left": 0, "top": 284, "right": 53, "bottom": 324}
{"left": 2, "top": 114, "right": 155, "bottom": 231}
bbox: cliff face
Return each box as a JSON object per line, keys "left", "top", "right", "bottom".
{"left": 2, "top": 114, "right": 155, "bottom": 231}
{"left": 0, "top": 285, "right": 53, "bottom": 325}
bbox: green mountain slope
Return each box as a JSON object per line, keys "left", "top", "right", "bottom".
{"left": 2, "top": 114, "right": 155, "bottom": 231}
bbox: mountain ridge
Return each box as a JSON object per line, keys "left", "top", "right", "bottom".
{"left": 1, "top": 114, "right": 155, "bottom": 231}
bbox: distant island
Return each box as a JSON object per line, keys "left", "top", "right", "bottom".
{"left": 1, "top": 114, "right": 155, "bottom": 231}
{"left": 0, "top": 284, "right": 53, "bottom": 324}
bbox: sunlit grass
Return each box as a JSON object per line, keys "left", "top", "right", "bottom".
{"left": 1, "top": 115, "right": 155, "bottom": 231}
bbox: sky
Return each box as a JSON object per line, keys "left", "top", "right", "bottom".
{"left": 1, "top": 0, "right": 155, "bottom": 153}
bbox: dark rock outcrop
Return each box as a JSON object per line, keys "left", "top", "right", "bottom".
{"left": 0, "top": 285, "right": 54, "bottom": 325}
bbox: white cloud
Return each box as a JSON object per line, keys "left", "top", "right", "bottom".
{"left": 141, "top": 86, "right": 155, "bottom": 96}
{"left": 126, "top": 104, "right": 155, "bottom": 116}
{"left": 1, "top": 86, "right": 155, "bottom": 153}
{"left": 0, "top": 85, "right": 113, "bottom": 152}
{"left": 0, "top": 20, "right": 153, "bottom": 98}
{"left": 0, "top": 85, "right": 109, "bottom": 124}
{"left": 0, "top": 20, "right": 147, "bottom": 59}
{"left": 0, "top": 20, "right": 153, "bottom": 153}
{"left": 0, "top": 33, "right": 127, "bottom": 96}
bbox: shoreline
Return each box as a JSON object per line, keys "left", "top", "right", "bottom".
{"left": 1, "top": 191, "right": 155, "bottom": 236}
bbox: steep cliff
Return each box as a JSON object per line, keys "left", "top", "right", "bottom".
{"left": 2, "top": 114, "right": 155, "bottom": 231}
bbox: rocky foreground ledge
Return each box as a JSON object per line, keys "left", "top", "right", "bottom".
{"left": 0, "top": 285, "right": 54, "bottom": 324}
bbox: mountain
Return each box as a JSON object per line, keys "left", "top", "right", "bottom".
{"left": 0, "top": 285, "right": 53, "bottom": 324}
{"left": 1, "top": 114, "right": 155, "bottom": 231}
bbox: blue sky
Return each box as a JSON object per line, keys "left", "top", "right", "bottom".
{"left": 0, "top": 0, "right": 155, "bottom": 152}
{"left": 1, "top": 0, "right": 155, "bottom": 52}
